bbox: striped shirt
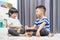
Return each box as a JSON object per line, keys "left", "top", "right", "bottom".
{"left": 35, "top": 16, "right": 50, "bottom": 32}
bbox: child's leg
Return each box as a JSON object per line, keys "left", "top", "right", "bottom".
{"left": 8, "top": 34, "right": 12, "bottom": 37}
{"left": 40, "top": 28, "right": 49, "bottom": 36}
{"left": 20, "top": 29, "right": 25, "bottom": 34}
{"left": 8, "top": 29, "right": 19, "bottom": 36}
{"left": 17, "top": 28, "right": 21, "bottom": 33}
{"left": 32, "top": 30, "right": 37, "bottom": 36}
{"left": 32, "top": 28, "right": 49, "bottom": 36}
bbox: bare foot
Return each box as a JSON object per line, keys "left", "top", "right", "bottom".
{"left": 17, "top": 29, "right": 20, "bottom": 33}
{"left": 25, "top": 32, "right": 33, "bottom": 37}
{"left": 48, "top": 33, "right": 54, "bottom": 37}
{"left": 19, "top": 34, "right": 26, "bottom": 37}
{"left": 24, "top": 33, "right": 29, "bottom": 37}
{"left": 8, "top": 34, "right": 12, "bottom": 37}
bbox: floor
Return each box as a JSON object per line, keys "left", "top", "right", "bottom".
{"left": 0, "top": 28, "right": 60, "bottom": 40}
{"left": 0, "top": 34, "right": 60, "bottom": 40}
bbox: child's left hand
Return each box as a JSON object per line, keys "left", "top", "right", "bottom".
{"left": 36, "top": 31, "right": 40, "bottom": 37}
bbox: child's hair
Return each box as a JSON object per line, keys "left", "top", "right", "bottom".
{"left": 36, "top": 5, "right": 46, "bottom": 12}
{"left": 8, "top": 7, "right": 18, "bottom": 17}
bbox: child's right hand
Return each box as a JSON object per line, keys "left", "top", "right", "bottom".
{"left": 36, "top": 31, "right": 40, "bottom": 37}
{"left": 33, "top": 25, "right": 36, "bottom": 30}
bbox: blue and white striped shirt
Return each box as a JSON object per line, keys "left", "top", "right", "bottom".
{"left": 35, "top": 16, "right": 50, "bottom": 32}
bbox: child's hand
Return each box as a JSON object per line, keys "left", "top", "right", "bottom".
{"left": 33, "top": 25, "right": 36, "bottom": 30}
{"left": 25, "top": 25, "right": 28, "bottom": 30}
{"left": 36, "top": 31, "right": 40, "bottom": 37}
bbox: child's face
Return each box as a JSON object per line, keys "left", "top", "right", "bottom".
{"left": 36, "top": 8, "right": 44, "bottom": 17}
{"left": 10, "top": 13, "right": 17, "bottom": 18}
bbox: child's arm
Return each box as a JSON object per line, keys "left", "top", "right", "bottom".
{"left": 36, "top": 22, "right": 46, "bottom": 37}
{"left": 37, "top": 22, "right": 46, "bottom": 32}
{"left": 9, "top": 23, "right": 17, "bottom": 28}
{"left": 9, "top": 24, "right": 21, "bottom": 28}
{"left": 25, "top": 25, "right": 36, "bottom": 30}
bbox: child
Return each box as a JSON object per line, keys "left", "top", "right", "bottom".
{"left": 25, "top": 5, "right": 54, "bottom": 37}
{"left": 7, "top": 7, "right": 22, "bottom": 36}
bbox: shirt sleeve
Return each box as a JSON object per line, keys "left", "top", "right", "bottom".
{"left": 42, "top": 18, "right": 50, "bottom": 24}
{"left": 35, "top": 19, "right": 39, "bottom": 25}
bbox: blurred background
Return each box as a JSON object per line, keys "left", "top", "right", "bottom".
{"left": 0, "top": 0, "right": 60, "bottom": 34}
{"left": 18, "top": 0, "right": 60, "bottom": 34}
